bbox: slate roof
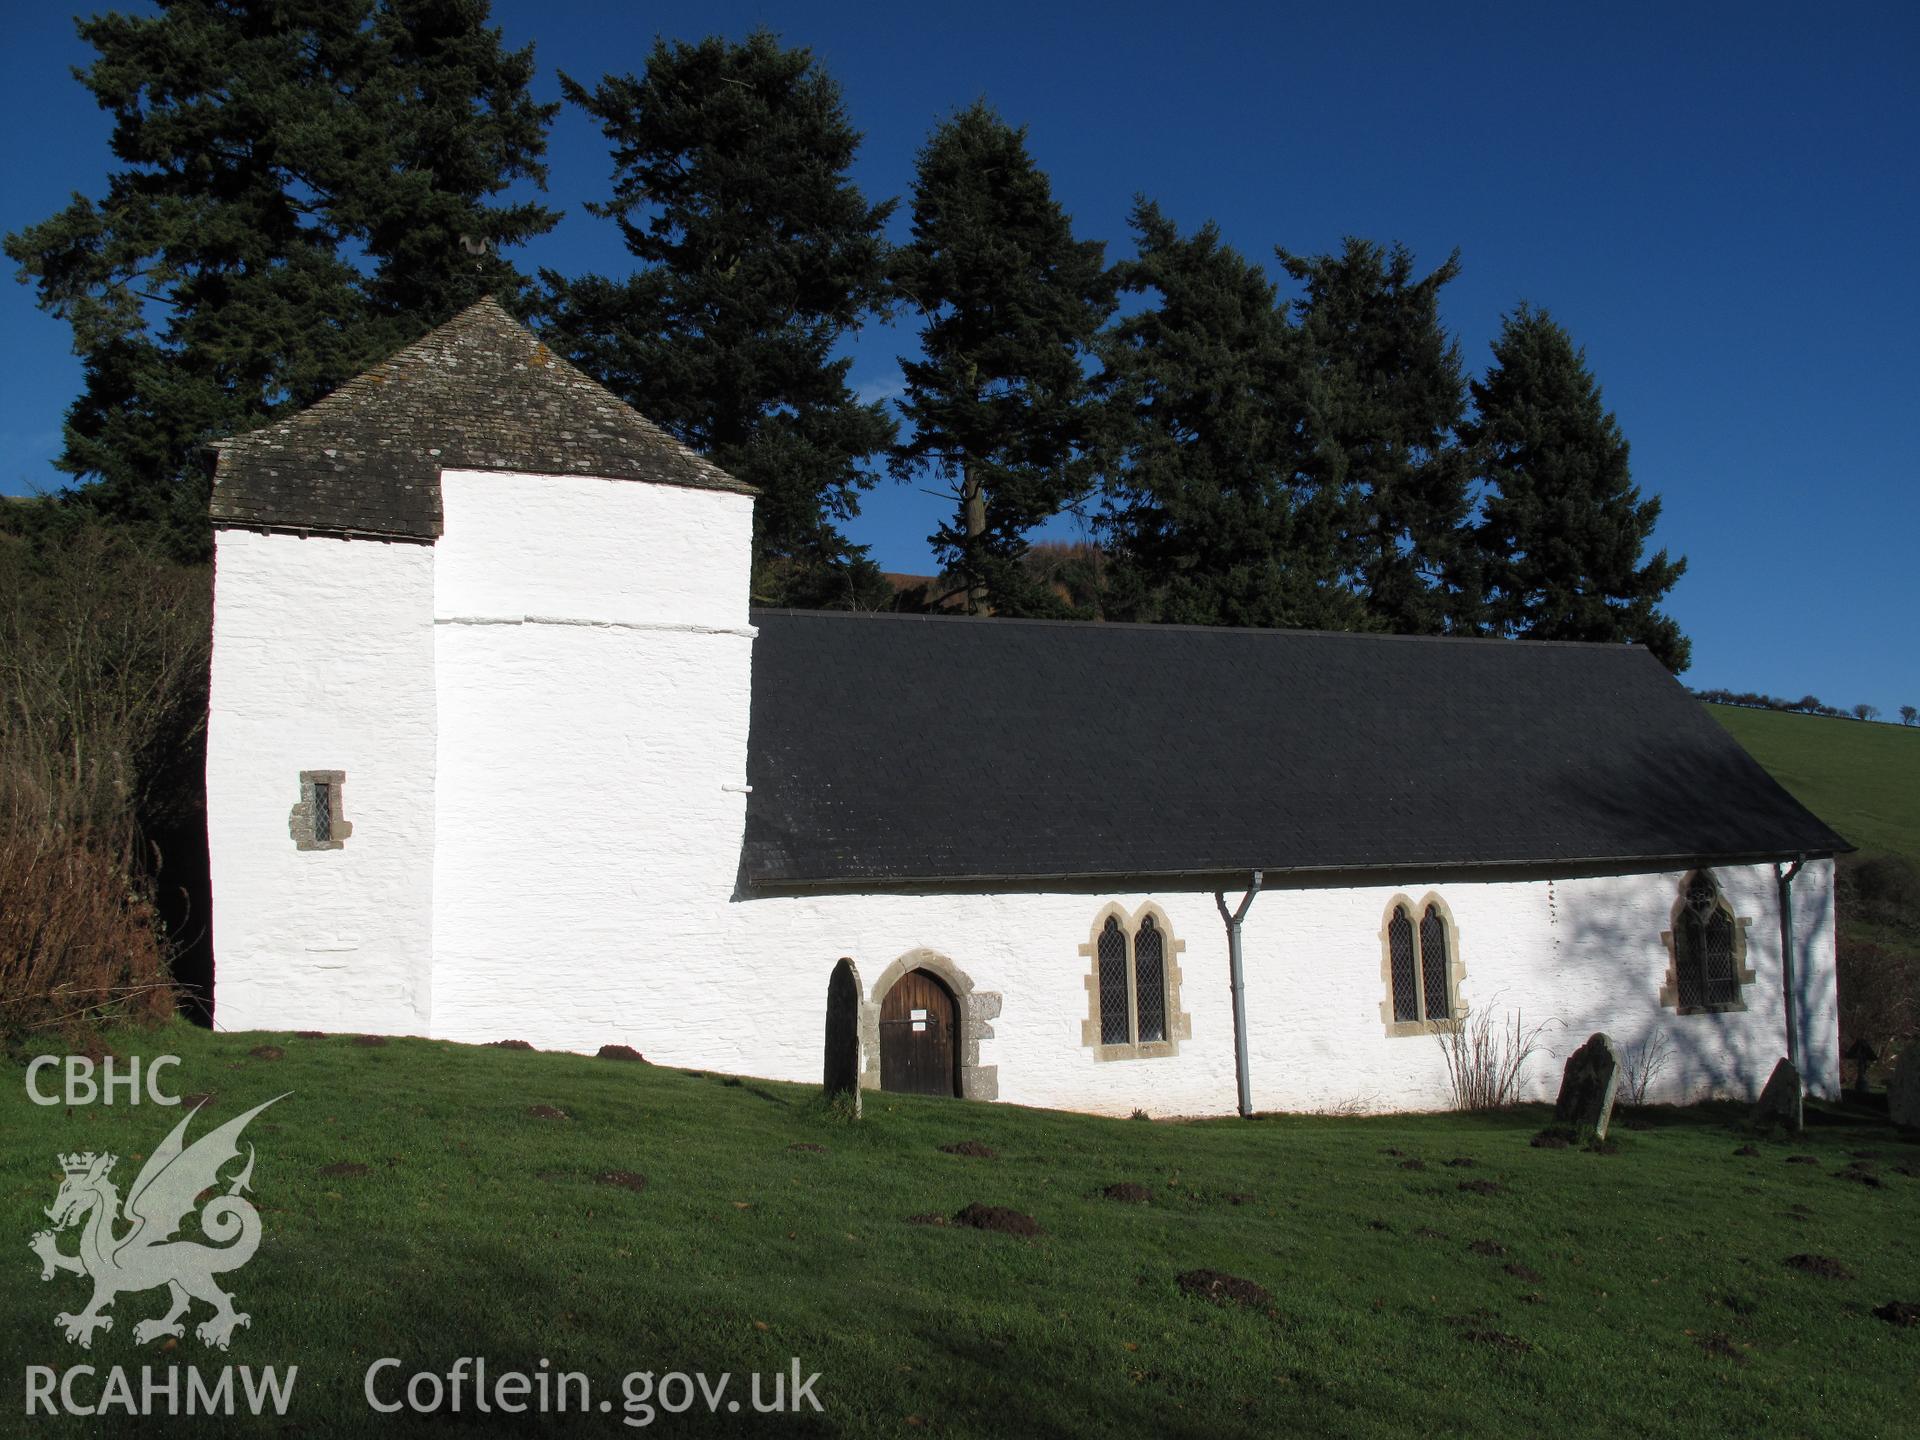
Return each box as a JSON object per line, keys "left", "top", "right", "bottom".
{"left": 210, "top": 297, "right": 752, "bottom": 539}
{"left": 742, "top": 611, "right": 1850, "bottom": 887}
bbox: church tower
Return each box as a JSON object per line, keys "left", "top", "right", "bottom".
{"left": 206, "top": 299, "right": 757, "bottom": 1039}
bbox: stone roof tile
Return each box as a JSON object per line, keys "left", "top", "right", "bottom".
{"left": 210, "top": 297, "right": 751, "bottom": 538}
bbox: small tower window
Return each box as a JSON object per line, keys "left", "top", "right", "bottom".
{"left": 291, "top": 771, "right": 351, "bottom": 851}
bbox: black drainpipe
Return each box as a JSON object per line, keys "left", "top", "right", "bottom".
{"left": 1215, "top": 872, "right": 1264, "bottom": 1119}
{"left": 1775, "top": 856, "right": 1806, "bottom": 1070}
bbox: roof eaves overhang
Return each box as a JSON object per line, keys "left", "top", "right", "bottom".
{"left": 743, "top": 846, "right": 1848, "bottom": 896}
{"left": 210, "top": 519, "right": 440, "bottom": 544}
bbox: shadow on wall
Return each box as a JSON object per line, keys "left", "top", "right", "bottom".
{"left": 1532, "top": 736, "right": 1840, "bottom": 1102}
{"left": 1549, "top": 875, "right": 1792, "bottom": 1105}
{"left": 153, "top": 817, "right": 214, "bottom": 1026}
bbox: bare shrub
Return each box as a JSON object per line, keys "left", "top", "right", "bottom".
{"left": 0, "top": 827, "right": 174, "bottom": 1040}
{"left": 0, "top": 527, "right": 210, "bottom": 833}
{"left": 1838, "top": 936, "right": 1920, "bottom": 1056}
{"left": 1312, "top": 1093, "right": 1383, "bottom": 1118}
{"left": 1619, "top": 1032, "right": 1675, "bottom": 1105}
{"left": 1835, "top": 852, "right": 1920, "bottom": 1059}
{"left": 1837, "top": 853, "right": 1920, "bottom": 930}
{"left": 1434, "top": 1005, "right": 1552, "bottom": 1112}
{"left": 0, "top": 527, "right": 205, "bottom": 1042}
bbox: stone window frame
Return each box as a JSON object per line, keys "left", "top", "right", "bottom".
{"left": 1378, "top": 892, "right": 1466, "bottom": 1038}
{"left": 290, "top": 770, "right": 352, "bottom": 851}
{"left": 1658, "top": 868, "right": 1756, "bottom": 1015}
{"left": 1079, "top": 902, "right": 1191, "bottom": 1061}
{"left": 859, "top": 948, "right": 1000, "bottom": 1101}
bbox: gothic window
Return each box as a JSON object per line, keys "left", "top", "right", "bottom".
{"left": 1381, "top": 895, "right": 1462, "bottom": 1036}
{"left": 1420, "top": 903, "right": 1451, "bottom": 1021}
{"left": 1097, "top": 917, "right": 1130, "bottom": 1045}
{"left": 1082, "top": 906, "right": 1189, "bottom": 1059}
{"left": 1662, "top": 870, "right": 1753, "bottom": 1013}
{"left": 1135, "top": 916, "right": 1167, "bottom": 1043}
{"left": 1387, "top": 905, "right": 1419, "bottom": 1022}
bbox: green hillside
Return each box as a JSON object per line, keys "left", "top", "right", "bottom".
{"left": 1707, "top": 704, "right": 1920, "bottom": 863}
{"left": 5, "top": 1026, "right": 1916, "bottom": 1438}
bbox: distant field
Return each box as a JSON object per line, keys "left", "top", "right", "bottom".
{"left": 1707, "top": 704, "right": 1920, "bottom": 863}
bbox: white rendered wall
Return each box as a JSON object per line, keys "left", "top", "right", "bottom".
{"left": 418, "top": 467, "right": 1838, "bottom": 1112}
{"left": 417, "top": 853, "right": 1836, "bottom": 1116}
{"left": 206, "top": 530, "right": 437, "bottom": 1033}
{"left": 428, "top": 470, "right": 756, "bottom": 1048}
{"left": 432, "top": 468, "right": 751, "bottom": 631}
{"left": 681, "top": 859, "right": 1836, "bottom": 1118}
{"left": 212, "top": 470, "right": 1841, "bottom": 1119}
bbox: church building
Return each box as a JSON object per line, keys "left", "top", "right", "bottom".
{"left": 204, "top": 299, "right": 1847, "bottom": 1116}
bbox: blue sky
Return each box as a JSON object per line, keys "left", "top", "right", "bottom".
{"left": 3, "top": 2, "right": 1915, "bottom": 713}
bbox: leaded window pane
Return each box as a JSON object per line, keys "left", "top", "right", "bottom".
{"left": 1134, "top": 916, "right": 1167, "bottom": 1043}
{"left": 1685, "top": 872, "right": 1716, "bottom": 913}
{"left": 1098, "top": 917, "right": 1130, "bottom": 1044}
{"left": 1420, "top": 904, "right": 1450, "bottom": 1021}
{"left": 313, "top": 782, "right": 332, "bottom": 843}
{"left": 1674, "top": 870, "right": 1740, "bottom": 1010}
{"left": 1388, "top": 905, "right": 1418, "bottom": 1022}
{"left": 1704, "top": 907, "right": 1737, "bottom": 1005}
{"left": 1675, "top": 908, "right": 1707, "bottom": 1009}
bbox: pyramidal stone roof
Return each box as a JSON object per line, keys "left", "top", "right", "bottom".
{"left": 210, "top": 296, "right": 752, "bottom": 539}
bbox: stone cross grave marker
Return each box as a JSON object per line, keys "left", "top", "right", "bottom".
{"left": 1844, "top": 1038, "right": 1877, "bottom": 1099}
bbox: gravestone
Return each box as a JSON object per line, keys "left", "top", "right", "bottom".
{"left": 1890, "top": 1047, "right": 1920, "bottom": 1132}
{"left": 1553, "top": 1033, "right": 1621, "bottom": 1139}
{"left": 823, "top": 957, "right": 862, "bottom": 1118}
{"left": 1845, "top": 1038, "right": 1878, "bottom": 1098}
{"left": 1753, "top": 1056, "right": 1803, "bottom": 1132}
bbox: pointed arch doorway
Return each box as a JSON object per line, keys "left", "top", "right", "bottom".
{"left": 878, "top": 969, "right": 958, "bottom": 1097}
{"left": 859, "top": 948, "right": 1001, "bottom": 1101}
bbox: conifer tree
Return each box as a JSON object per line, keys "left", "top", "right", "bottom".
{"left": 4, "top": 0, "right": 557, "bottom": 559}
{"left": 1280, "top": 240, "right": 1478, "bottom": 633}
{"left": 892, "top": 102, "right": 1113, "bottom": 615}
{"left": 1462, "top": 305, "right": 1690, "bottom": 670}
{"left": 541, "top": 31, "right": 897, "bottom": 608}
{"left": 1098, "top": 201, "right": 1367, "bottom": 630}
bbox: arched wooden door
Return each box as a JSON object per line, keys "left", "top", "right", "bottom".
{"left": 879, "top": 969, "right": 959, "bottom": 1097}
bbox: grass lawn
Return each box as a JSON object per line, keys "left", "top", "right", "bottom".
{"left": 1707, "top": 704, "right": 1920, "bottom": 864}
{"left": 4, "top": 1024, "right": 1916, "bottom": 1437}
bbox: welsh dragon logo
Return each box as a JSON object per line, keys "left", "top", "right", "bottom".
{"left": 29, "top": 1095, "right": 286, "bottom": 1350}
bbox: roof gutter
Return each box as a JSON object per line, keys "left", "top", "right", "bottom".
{"left": 1775, "top": 857, "right": 1807, "bottom": 1072}
{"left": 748, "top": 848, "right": 1843, "bottom": 895}
{"left": 1214, "top": 873, "right": 1264, "bottom": 1119}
